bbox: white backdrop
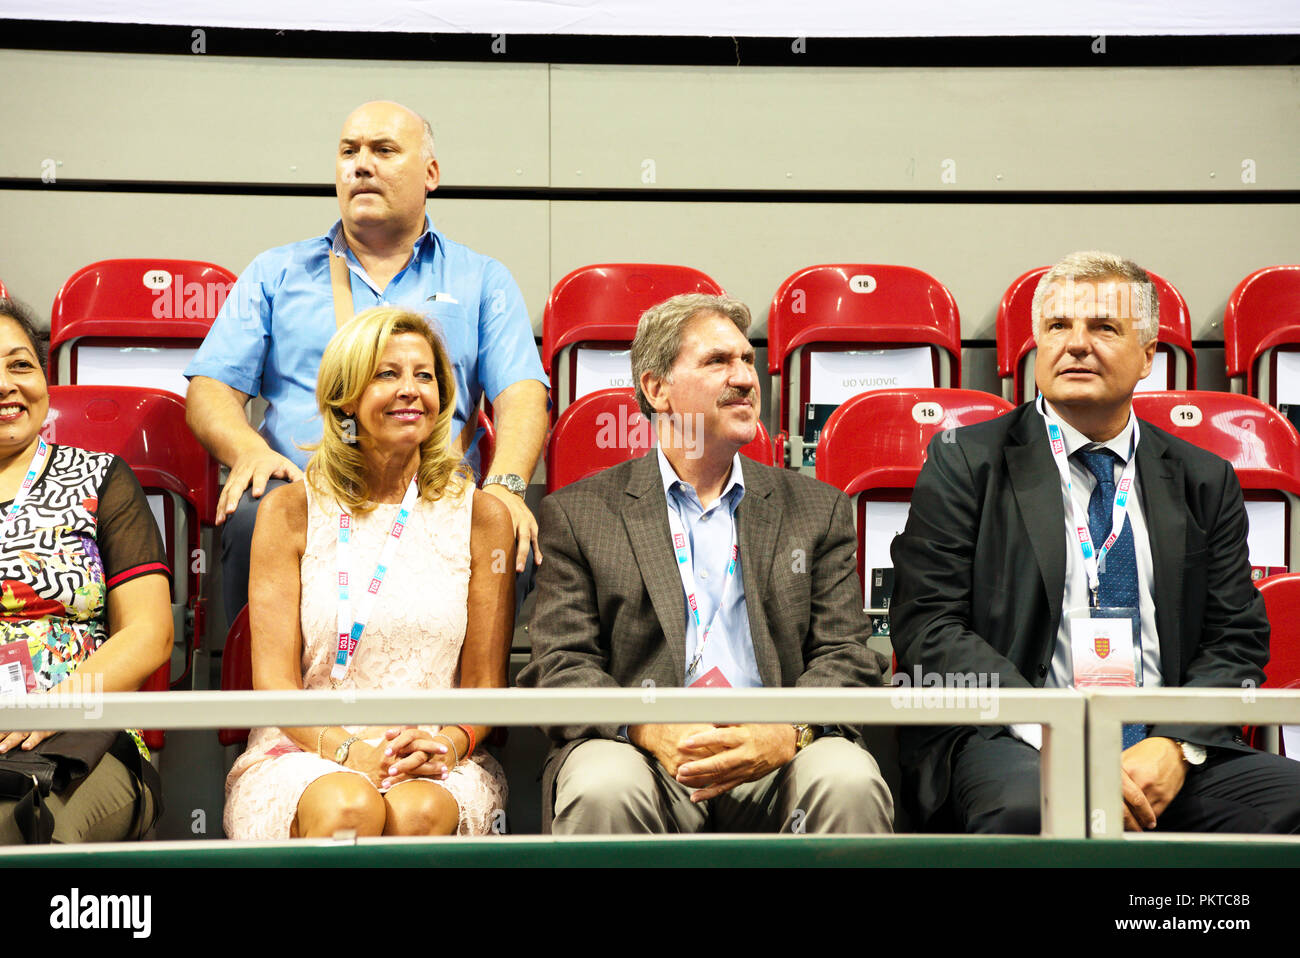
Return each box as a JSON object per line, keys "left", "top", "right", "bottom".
{"left": 2, "top": 0, "right": 1297, "bottom": 37}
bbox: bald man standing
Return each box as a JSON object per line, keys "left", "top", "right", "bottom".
{"left": 186, "top": 101, "right": 549, "bottom": 623}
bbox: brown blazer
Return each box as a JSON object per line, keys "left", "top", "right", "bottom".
{"left": 517, "top": 451, "right": 887, "bottom": 830}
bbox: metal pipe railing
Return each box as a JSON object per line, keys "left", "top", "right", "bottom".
{"left": 0, "top": 685, "right": 1090, "bottom": 837}
{"left": 1084, "top": 687, "right": 1300, "bottom": 838}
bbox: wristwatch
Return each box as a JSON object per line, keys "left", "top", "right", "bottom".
{"left": 334, "top": 735, "right": 360, "bottom": 765}
{"left": 1174, "top": 739, "right": 1208, "bottom": 766}
{"left": 483, "top": 473, "right": 527, "bottom": 497}
{"left": 792, "top": 724, "right": 817, "bottom": 752}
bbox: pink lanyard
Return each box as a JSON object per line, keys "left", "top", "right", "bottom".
{"left": 331, "top": 479, "right": 419, "bottom": 683}
{"left": 667, "top": 504, "right": 739, "bottom": 681}
{"left": 1037, "top": 396, "right": 1139, "bottom": 606}
{"left": 0, "top": 437, "right": 50, "bottom": 538}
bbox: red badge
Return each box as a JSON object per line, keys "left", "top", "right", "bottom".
{"left": 1094, "top": 637, "right": 1111, "bottom": 659}
{"left": 689, "top": 666, "right": 732, "bottom": 688}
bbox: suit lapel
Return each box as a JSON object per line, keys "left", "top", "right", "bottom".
{"left": 1135, "top": 423, "right": 1185, "bottom": 683}
{"left": 1005, "top": 408, "right": 1068, "bottom": 635}
{"left": 736, "top": 462, "right": 782, "bottom": 687}
{"left": 622, "top": 453, "right": 688, "bottom": 680}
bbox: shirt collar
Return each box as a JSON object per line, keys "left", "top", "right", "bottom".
{"left": 1040, "top": 398, "right": 1137, "bottom": 463}
{"left": 656, "top": 447, "right": 746, "bottom": 509}
{"left": 326, "top": 214, "right": 440, "bottom": 259}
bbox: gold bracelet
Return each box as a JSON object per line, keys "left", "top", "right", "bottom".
{"left": 317, "top": 727, "right": 329, "bottom": 758}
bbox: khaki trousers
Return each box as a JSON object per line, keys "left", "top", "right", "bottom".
{"left": 554, "top": 735, "right": 894, "bottom": 835}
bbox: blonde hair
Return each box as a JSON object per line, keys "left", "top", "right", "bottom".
{"left": 306, "top": 305, "right": 469, "bottom": 513}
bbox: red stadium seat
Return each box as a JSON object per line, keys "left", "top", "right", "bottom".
{"left": 1248, "top": 574, "right": 1300, "bottom": 756}
{"left": 475, "top": 409, "right": 495, "bottom": 483}
{"left": 546, "top": 387, "right": 774, "bottom": 494}
{"left": 49, "top": 258, "right": 237, "bottom": 398}
{"left": 1223, "top": 266, "right": 1300, "bottom": 405}
{"left": 542, "top": 264, "right": 724, "bottom": 420}
{"left": 815, "top": 388, "right": 1013, "bottom": 639}
{"left": 769, "top": 265, "right": 961, "bottom": 466}
{"left": 816, "top": 388, "right": 1013, "bottom": 497}
{"left": 218, "top": 604, "right": 253, "bottom": 747}
{"left": 996, "top": 266, "right": 1196, "bottom": 404}
{"left": 42, "top": 386, "right": 220, "bottom": 722}
{"left": 1131, "top": 391, "right": 1300, "bottom": 574}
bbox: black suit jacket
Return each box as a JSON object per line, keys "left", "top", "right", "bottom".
{"left": 889, "top": 402, "right": 1269, "bottom": 826}
{"left": 519, "top": 452, "right": 888, "bottom": 830}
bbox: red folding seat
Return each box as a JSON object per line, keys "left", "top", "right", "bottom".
{"left": 546, "top": 387, "right": 774, "bottom": 494}
{"left": 49, "top": 258, "right": 236, "bottom": 398}
{"left": 997, "top": 266, "right": 1196, "bottom": 404}
{"left": 472, "top": 409, "right": 496, "bottom": 483}
{"left": 1247, "top": 573, "right": 1300, "bottom": 756}
{"left": 542, "top": 264, "right": 724, "bottom": 421}
{"left": 768, "top": 265, "right": 961, "bottom": 468}
{"left": 218, "top": 604, "right": 253, "bottom": 747}
{"left": 1131, "top": 391, "right": 1300, "bottom": 576}
{"left": 1223, "top": 266, "right": 1300, "bottom": 411}
{"left": 815, "top": 388, "right": 1013, "bottom": 640}
{"left": 42, "top": 386, "right": 221, "bottom": 745}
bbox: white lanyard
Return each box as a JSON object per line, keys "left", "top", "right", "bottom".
{"left": 667, "top": 501, "right": 739, "bottom": 680}
{"left": 1037, "top": 396, "right": 1139, "bottom": 606}
{"left": 331, "top": 478, "right": 420, "bottom": 682}
{"left": 0, "top": 437, "right": 50, "bottom": 538}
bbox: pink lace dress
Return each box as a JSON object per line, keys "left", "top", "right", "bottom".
{"left": 223, "top": 480, "right": 507, "bottom": 838}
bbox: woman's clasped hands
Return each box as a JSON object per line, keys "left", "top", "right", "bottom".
{"left": 339, "top": 726, "right": 457, "bottom": 789}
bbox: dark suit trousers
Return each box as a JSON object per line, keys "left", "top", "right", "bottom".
{"left": 948, "top": 731, "right": 1300, "bottom": 835}
{"left": 219, "top": 480, "right": 288, "bottom": 625}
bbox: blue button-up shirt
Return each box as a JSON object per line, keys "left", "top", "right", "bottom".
{"left": 184, "top": 216, "right": 547, "bottom": 470}
{"left": 656, "top": 448, "right": 761, "bottom": 689}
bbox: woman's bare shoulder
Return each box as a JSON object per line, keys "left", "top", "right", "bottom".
{"left": 470, "top": 488, "right": 513, "bottom": 540}
{"left": 255, "top": 481, "right": 309, "bottom": 550}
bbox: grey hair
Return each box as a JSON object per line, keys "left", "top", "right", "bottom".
{"left": 1031, "top": 250, "right": 1159, "bottom": 346}
{"left": 631, "top": 294, "right": 752, "bottom": 417}
{"left": 417, "top": 114, "right": 436, "bottom": 163}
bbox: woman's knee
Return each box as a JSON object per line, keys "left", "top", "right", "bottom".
{"left": 383, "top": 781, "right": 459, "bottom": 836}
{"left": 294, "top": 773, "right": 386, "bottom": 837}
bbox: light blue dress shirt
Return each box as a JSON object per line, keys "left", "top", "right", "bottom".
{"left": 656, "top": 449, "right": 762, "bottom": 689}
{"left": 184, "top": 216, "right": 548, "bottom": 471}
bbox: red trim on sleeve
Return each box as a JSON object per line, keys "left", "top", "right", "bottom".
{"left": 106, "top": 562, "right": 172, "bottom": 589}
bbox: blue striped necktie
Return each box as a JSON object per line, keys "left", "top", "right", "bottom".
{"left": 1075, "top": 447, "right": 1148, "bottom": 750}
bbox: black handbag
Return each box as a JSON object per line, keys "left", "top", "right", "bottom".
{"left": 0, "top": 730, "right": 158, "bottom": 844}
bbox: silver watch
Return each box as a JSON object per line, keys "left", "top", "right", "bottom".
{"left": 1175, "top": 740, "right": 1208, "bottom": 766}
{"left": 483, "top": 473, "right": 527, "bottom": 497}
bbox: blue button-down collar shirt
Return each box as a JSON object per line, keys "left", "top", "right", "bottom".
{"left": 184, "top": 215, "right": 547, "bottom": 471}
{"left": 656, "top": 448, "right": 762, "bottom": 689}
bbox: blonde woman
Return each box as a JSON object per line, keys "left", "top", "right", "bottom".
{"left": 224, "top": 307, "right": 512, "bottom": 838}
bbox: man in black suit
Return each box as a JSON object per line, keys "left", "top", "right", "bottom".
{"left": 891, "top": 250, "right": 1300, "bottom": 834}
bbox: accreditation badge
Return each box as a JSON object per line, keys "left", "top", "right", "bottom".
{"left": 1068, "top": 607, "right": 1139, "bottom": 687}
{"left": 689, "top": 666, "right": 732, "bottom": 689}
{"left": 0, "top": 640, "right": 36, "bottom": 698}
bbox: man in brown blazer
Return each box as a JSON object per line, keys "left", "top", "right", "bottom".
{"left": 519, "top": 293, "right": 893, "bottom": 834}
